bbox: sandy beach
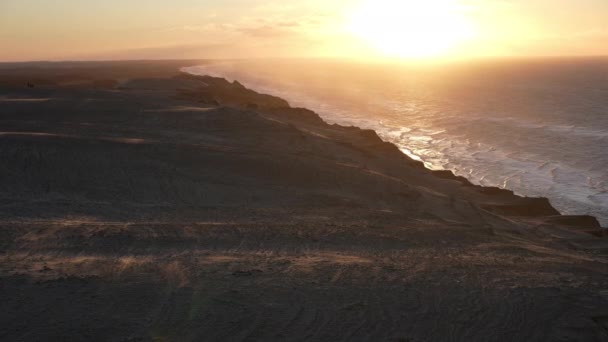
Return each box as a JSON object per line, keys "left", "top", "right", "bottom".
{"left": 1, "top": 61, "right": 607, "bottom": 341}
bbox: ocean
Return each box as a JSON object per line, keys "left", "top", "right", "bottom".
{"left": 184, "top": 58, "right": 608, "bottom": 225}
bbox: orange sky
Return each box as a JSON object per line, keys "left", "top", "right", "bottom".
{"left": 1, "top": 0, "right": 607, "bottom": 61}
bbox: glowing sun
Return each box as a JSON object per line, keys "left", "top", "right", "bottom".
{"left": 348, "top": 0, "right": 474, "bottom": 58}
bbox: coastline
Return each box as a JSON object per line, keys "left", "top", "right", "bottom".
{"left": 1, "top": 61, "right": 607, "bottom": 341}
{"left": 178, "top": 71, "right": 606, "bottom": 231}
{"left": 182, "top": 62, "right": 608, "bottom": 227}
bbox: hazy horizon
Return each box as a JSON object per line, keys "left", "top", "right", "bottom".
{"left": 2, "top": 0, "right": 608, "bottom": 62}
{"left": 3, "top": 55, "right": 608, "bottom": 66}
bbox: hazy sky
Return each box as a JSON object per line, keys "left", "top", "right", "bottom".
{"left": 1, "top": 0, "right": 607, "bottom": 61}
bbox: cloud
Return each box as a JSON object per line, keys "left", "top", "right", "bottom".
{"left": 132, "top": 6, "right": 347, "bottom": 59}
{"left": 159, "top": 23, "right": 234, "bottom": 33}
{"left": 77, "top": 42, "right": 238, "bottom": 60}
{"left": 236, "top": 13, "right": 336, "bottom": 39}
{"left": 236, "top": 21, "right": 304, "bottom": 38}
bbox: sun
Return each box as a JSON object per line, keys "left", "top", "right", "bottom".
{"left": 347, "top": 0, "right": 474, "bottom": 59}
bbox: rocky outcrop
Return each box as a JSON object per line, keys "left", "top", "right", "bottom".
{"left": 176, "top": 73, "right": 289, "bottom": 109}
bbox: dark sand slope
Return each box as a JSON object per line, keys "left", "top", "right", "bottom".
{"left": 0, "top": 62, "right": 607, "bottom": 341}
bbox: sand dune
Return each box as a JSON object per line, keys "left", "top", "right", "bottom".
{"left": 0, "top": 62, "right": 607, "bottom": 341}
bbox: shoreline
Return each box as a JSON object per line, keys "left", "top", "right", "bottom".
{"left": 181, "top": 64, "right": 608, "bottom": 226}
{"left": 178, "top": 70, "right": 606, "bottom": 231}
{"left": 1, "top": 61, "right": 607, "bottom": 341}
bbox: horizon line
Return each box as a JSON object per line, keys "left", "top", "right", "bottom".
{"left": 2, "top": 55, "right": 608, "bottom": 65}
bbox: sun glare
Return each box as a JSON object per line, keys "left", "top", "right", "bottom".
{"left": 348, "top": 0, "right": 474, "bottom": 59}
